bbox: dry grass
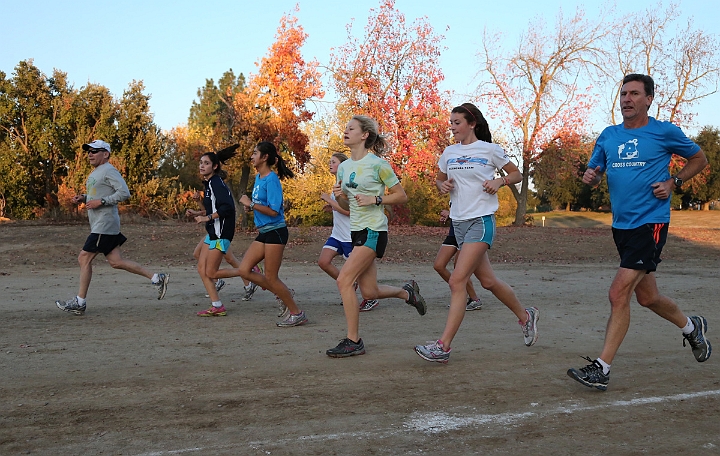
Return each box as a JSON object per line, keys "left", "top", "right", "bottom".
{"left": 535, "top": 210, "right": 720, "bottom": 229}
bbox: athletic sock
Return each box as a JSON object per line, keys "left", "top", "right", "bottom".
{"left": 77, "top": 296, "right": 86, "bottom": 306}
{"left": 212, "top": 301, "right": 223, "bottom": 308}
{"left": 151, "top": 273, "right": 160, "bottom": 284}
{"left": 596, "top": 357, "right": 611, "bottom": 375}
{"left": 681, "top": 317, "right": 695, "bottom": 335}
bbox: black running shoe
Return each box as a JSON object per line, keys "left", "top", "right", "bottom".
{"left": 326, "top": 338, "right": 365, "bottom": 358}
{"left": 567, "top": 356, "right": 609, "bottom": 391}
{"left": 403, "top": 280, "right": 427, "bottom": 316}
{"left": 683, "top": 316, "right": 712, "bottom": 362}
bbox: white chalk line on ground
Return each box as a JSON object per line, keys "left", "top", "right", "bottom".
{"left": 136, "top": 388, "right": 720, "bottom": 455}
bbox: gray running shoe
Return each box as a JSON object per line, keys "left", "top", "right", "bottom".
{"left": 403, "top": 280, "right": 427, "bottom": 316}
{"left": 359, "top": 299, "right": 379, "bottom": 312}
{"left": 56, "top": 297, "right": 86, "bottom": 316}
{"left": 242, "top": 282, "right": 258, "bottom": 301}
{"left": 326, "top": 338, "right": 365, "bottom": 357}
{"left": 276, "top": 310, "right": 307, "bottom": 327}
{"left": 414, "top": 340, "right": 451, "bottom": 363}
{"left": 465, "top": 298, "right": 483, "bottom": 311}
{"left": 520, "top": 306, "right": 539, "bottom": 346}
{"left": 683, "top": 315, "right": 712, "bottom": 362}
{"left": 275, "top": 288, "right": 295, "bottom": 316}
{"left": 155, "top": 273, "right": 169, "bottom": 300}
{"left": 567, "top": 356, "right": 609, "bottom": 391}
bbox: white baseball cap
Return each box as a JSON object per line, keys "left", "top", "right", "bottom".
{"left": 82, "top": 140, "right": 111, "bottom": 152}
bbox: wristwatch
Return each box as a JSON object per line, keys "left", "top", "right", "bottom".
{"left": 672, "top": 175, "right": 684, "bottom": 188}
{"left": 375, "top": 196, "right": 383, "bottom": 206}
{"left": 249, "top": 201, "right": 255, "bottom": 210}
{"left": 100, "top": 198, "right": 107, "bottom": 206}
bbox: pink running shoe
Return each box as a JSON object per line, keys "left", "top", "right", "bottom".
{"left": 197, "top": 305, "right": 227, "bottom": 317}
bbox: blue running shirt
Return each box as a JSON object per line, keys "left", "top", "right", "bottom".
{"left": 251, "top": 171, "right": 286, "bottom": 231}
{"left": 588, "top": 117, "right": 700, "bottom": 229}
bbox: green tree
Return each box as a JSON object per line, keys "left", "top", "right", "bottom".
{"left": 114, "top": 81, "right": 163, "bottom": 187}
{"left": 683, "top": 126, "right": 720, "bottom": 209}
{"left": 63, "top": 83, "right": 118, "bottom": 193}
{"left": 0, "top": 60, "right": 179, "bottom": 219}
{"left": 532, "top": 133, "right": 593, "bottom": 210}
{"left": 0, "top": 60, "right": 76, "bottom": 217}
{"left": 189, "top": 69, "right": 246, "bottom": 148}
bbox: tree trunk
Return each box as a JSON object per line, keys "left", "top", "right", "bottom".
{"left": 237, "top": 164, "right": 252, "bottom": 227}
{"left": 512, "top": 161, "right": 530, "bottom": 226}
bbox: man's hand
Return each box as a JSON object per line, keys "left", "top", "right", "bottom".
{"left": 85, "top": 199, "right": 102, "bottom": 209}
{"left": 582, "top": 166, "right": 602, "bottom": 186}
{"left": 651, "top": 180, "right": 674, "bottom": 200}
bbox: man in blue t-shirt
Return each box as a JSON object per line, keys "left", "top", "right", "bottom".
{"left": 567, "top": 74, "right": 710, "bottom": 391}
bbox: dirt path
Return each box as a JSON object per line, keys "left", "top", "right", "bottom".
{"left": 1, "top": 221, "right": 719, "bottom": 455}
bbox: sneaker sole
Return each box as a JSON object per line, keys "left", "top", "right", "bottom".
{"left": 691, "top": 316, "right": 712, "bottom": 362}
{"left": 197, "top": 311, "right": 227, "bottom": 317}
{"left": 414, "top": 346, "right": 449, "bottom": 364}
{"left": 276, "top": 318, "right": 308, "bottom": 328}
{"left": 359, "top": 300, "right": 379, "bottom": 312}
{"left": 525, "top": 307, "right": 539, "bottom": 347}
{"left": 566, "top": 368, "right": 607, "bottom": 391}
{"left": 407, "top": 281, "right": 427, "bottom": 316}
{"left": 158, "top": 275, "right": 169, "bottom": 300}
{"left": 327, "top": 348, "right": 365, "bottom": 358}
{"left": 242, "top": 288, "right": 257, "bottom": 301}
{"left": 56, "top": 301, "right": 85, "bottom": 316}
{"left": 465, "top": 304, "right": 483, "bottom": 311}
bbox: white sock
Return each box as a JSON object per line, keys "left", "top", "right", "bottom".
{"left": 681, "top": 317, "right": 695, "bottom": 335}
{"left": 77, "top": 296, "right": 86, "bottom": 305}
{"left": 596, "top": 357, "right": 611, "bottom": 375}
{"left": 212, "top": 301, "right": 223, "bottom": 308}
{"left": 151, "top": 273, "right": 160, "bottom": 284}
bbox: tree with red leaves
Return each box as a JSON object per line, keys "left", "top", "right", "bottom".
{"left": 329, "top": 0, "right": 450, "bottom": 182}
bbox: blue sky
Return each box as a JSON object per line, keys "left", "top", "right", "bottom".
{"left": 3, "top": 0, "right": 718, "bottom": 135}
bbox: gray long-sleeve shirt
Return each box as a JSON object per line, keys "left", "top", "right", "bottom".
{"left": 86, "top": 162, "right": 131, "bottom": 234}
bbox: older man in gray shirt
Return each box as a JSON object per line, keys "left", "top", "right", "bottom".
{"left": 55, "top": 140, "right": 169, "bottom": 315}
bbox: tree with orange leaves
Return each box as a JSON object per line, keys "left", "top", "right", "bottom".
{"left": 172, "top": 9, "right": 323, "bottom": 226}
{"left": 229, "top": 9, "right": 324, "bottom": 201}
